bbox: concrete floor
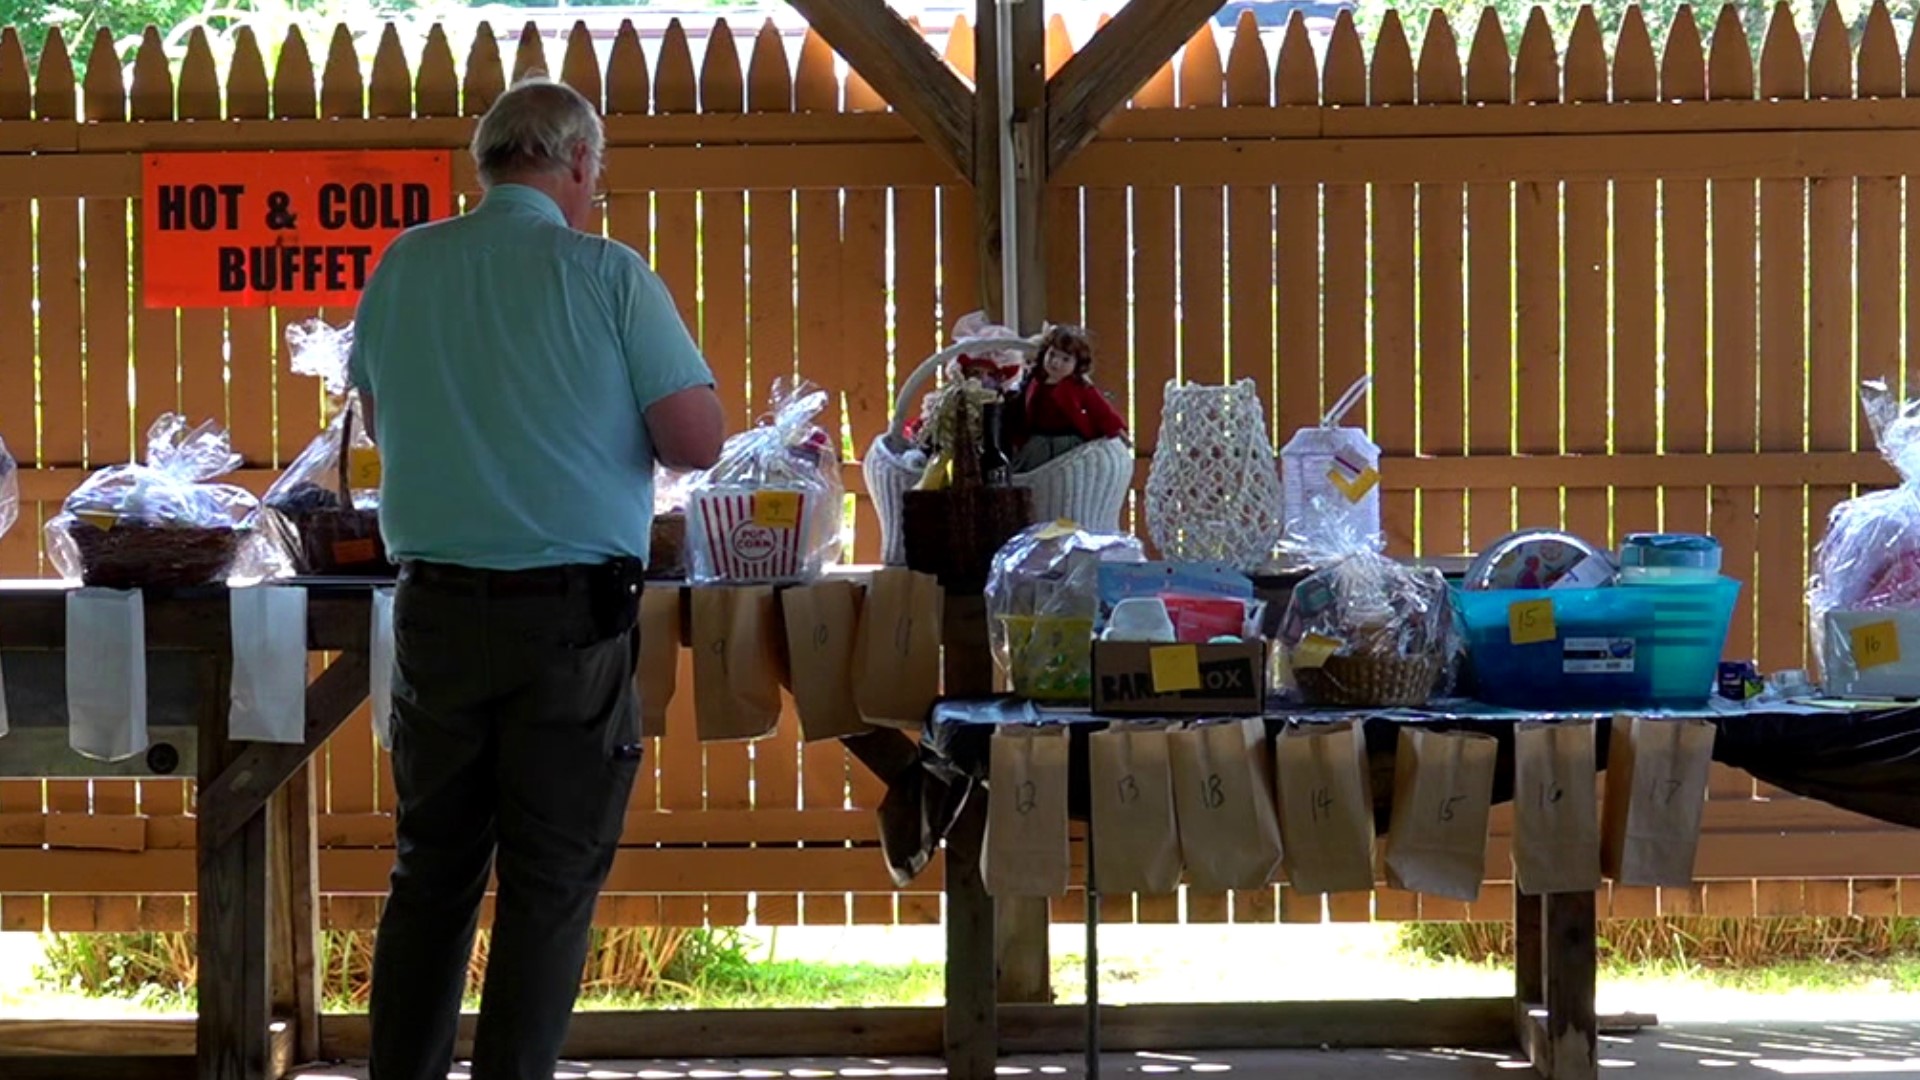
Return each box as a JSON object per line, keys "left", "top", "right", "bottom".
{"left": 288, "top": 1019, "right": 1920, "bottom": 1077}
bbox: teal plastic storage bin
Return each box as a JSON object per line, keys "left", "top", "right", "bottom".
{"left": 1454, "top": 578, "right": 1740, "bottom": 709}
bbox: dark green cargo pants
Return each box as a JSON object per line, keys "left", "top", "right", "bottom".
{"left": 368, "top": 560, "right": 642, "bottom": 1080}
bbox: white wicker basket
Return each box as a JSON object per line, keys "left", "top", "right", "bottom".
{"left": 865, "top": 337, "right": 1133, "bottom": 564}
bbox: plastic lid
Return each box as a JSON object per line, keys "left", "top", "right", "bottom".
{"left": 1620, "top": 533, "right": 1722, "bottom": 571}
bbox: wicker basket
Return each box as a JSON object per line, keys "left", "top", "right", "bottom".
{"left": 867, "top": 336, "right": 1133, "bottom": 563}
{"left": 902, "top": 417, "right": 1034, "bottom": 592}
{"left": 266, "top": 402, "right": 391, "bottom": 576}
{"left": 70, "top": 520, "right": 246, "bottom": 590}
{"left": 1294, "top": 651, "right": 1444, "bottom": 708}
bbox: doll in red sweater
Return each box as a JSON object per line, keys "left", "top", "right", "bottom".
{"left": 1008, "top": 324, "right": 1128, "bottom": 472}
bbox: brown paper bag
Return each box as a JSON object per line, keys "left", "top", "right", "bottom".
{"left": 1088, "top": 725, "right": 1182, "bottom": 895}
{"left": 781, "top": 579, "right": 870, "bottom": 742}
{"left": 1602, "top": 715, "right": 1716, "bottom": 887}
{"left": 982, "top": 726, "right": 1071, "bottom": 897}
{"left": 691, "top": 585, "right": 783, "bottom": 742}
{"left": 636, "top": 585, "right": 684, "bottom": 739}
{"left": 1169, "top": 718, "right": 1283, "bottom": 891}
{"left": 1383, "top": 727, "right": 1498, "bottom": 902}
{"left": 1513, "top": 720, "right": 1602, "bottom": 895}
{"left": 1274, "top": 720, "right": 1376, "bottom": 895}
{"left": 853, "top": 568, "right": 944, "bottom": 729}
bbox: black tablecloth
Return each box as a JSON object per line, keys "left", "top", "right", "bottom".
{"left": 875, "top": 698, "right": 1920, "bottom": 887}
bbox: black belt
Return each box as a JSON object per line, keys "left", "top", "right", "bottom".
{"left": 400, "top": 559, "right": 644, "bottom": 597}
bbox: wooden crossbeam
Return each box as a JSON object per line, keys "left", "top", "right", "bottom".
{"left": 784, "top": 0, "right": 974, "bottom": 180}
{"left": 1046, "top": 0, "right": 1225, "bottom": 174}
{"left": 198, "top": 651, "right": 371, "bottom": 849}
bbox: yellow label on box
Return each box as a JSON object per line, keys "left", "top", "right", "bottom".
{"left": 1508, "top": 599, "right": 1557, "bottom": 646}
{"left": 77, "top": 511, "right": 117, "bottom": 532}
{"left": 1150, "top": 644, "right": 1202, "bottom": 693}
{"left": 1328, "top": 465, "right": 1380, "bottom": 503}
{"left": 752, "top": 491, "right": 802, "bottom": 528}
{"left": 1853, "top": 621, "right": 1902, "bottom": 671}
{"left": 348, "top": 447, "right": 383, "bottom": 490}
{"left": 1292, "top": 633, "right": 1343, "bottom": 671}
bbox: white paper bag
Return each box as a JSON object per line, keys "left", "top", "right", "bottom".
{"left": 229, "top": 586, "right": 309, "bottom": 744}
{"left": 0, "top": 654, "right": 10, "bottom": 739}
{"left": 66, "top": 588, "right": 148, "bottom": 762}
{"left": 370, "top": 587, "right": 395, "bottom": 752}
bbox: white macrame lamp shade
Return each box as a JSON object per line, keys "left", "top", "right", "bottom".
{"left": 1143, "top": 379, "right": 1284, "bottom": 572}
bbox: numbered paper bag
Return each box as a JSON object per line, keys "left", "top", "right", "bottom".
{"left": 691, "top": 585, "right": 784, "bottom": 742}
{"left": 782, "top": 579, "right": 871, "bottom": 742}
{"left": 853, "top": 568, "right": 943, "bottom": 729}
{"left": 1514, "top": 720, "right": 1602, "bottom": 895}
{"left": 1169, "top": 717, "right": 1283, "bottom": 891}
{"left": 228, "top": 585, "right": 309, "bottom": 744}
{"left": 636, "top": 586, "right": 684, "bottom": 739}
{"left": 1274, "top": 720, "right": 1376, "bottom": 895}
{"left": 982, "top": 726, "right": 1071, "bottom": 897}
{"left": 370, "top": 587, "right": 394, "bottom": 751}
{"left": 1089, "top": 725, "right": 1182, "bottom": 894}
{"left": 1383, "top": 727, "right": 1497, "bottom": 902}
{"left": 66, "top": 589, "right": 149, "bottom": 763}
{"left": 1602, "top": 716, "right": 1715, "bottom": 886}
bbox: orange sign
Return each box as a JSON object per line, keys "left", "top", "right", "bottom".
{"left": 142, "top": 150, "right": 452, "bottom": 309}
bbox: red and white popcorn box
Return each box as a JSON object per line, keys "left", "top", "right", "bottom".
{"left": 689, "top": 486, "right": 814, "bottom": 582}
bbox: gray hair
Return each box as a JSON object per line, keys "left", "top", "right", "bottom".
{"left": 471, "top": 74, "right": 605, "bottom": 186}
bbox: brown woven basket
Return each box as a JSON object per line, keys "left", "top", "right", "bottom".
{"left": 1295, "top": 651, "right": 1444, "bottom": 708}
{"left": 271, "top": 404, "right": 393, "bottom": 577}
{"left": 901, "top": 413, "right": 1034, "bottom": 592}
{"left": 71, "top": 521, "right": 245, "bottom": 590}
{"left": 648, "top": 511, "right": 687, "bottom": 580}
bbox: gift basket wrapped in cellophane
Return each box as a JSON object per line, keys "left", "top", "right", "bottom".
{"left": 1278, "top": 495, "right": 1457, "bottom": 707}
{"left": 650, "top": 466, "right": 696, "bottom": 580}
{"left": 686, "top": 378, "right": 844, "bottom": 584}
{"left": 1810, "top": 379, "right": 1920, "bottom": 694}
{"left": 47, "top": 414, "right": 273, "bottom": 589}
{"left": 0, "top": 435, "right": 17, "bottom": 540}
{"left": 987, "top": 521, "right": 1145, "bottom": 702}
{"left": 262, "top": 319, "right": 390, "bottom": 576}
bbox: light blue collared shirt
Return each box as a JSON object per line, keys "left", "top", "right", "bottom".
{"left": 348, "top": 184, "right": 714, "bottom": 570}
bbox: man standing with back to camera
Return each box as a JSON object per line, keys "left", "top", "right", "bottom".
{"left": 348, "top": 74, "right": 725, "bottom": 1080}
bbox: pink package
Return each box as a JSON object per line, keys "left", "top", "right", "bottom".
{"left": 1162, "top": 594, "right": 1248, "bottom": 643}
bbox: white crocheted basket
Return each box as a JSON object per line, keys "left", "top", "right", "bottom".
{"left": 864, "top": 337, "right": 1133, "bottom": 564}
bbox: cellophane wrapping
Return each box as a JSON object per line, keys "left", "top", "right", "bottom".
{"left": 1279, "top": 496, "right": 1456, "bottom": 705}
{"left": 686, "top": 378, "right": 844, "bottom": 584}
{"left": 1810, "top": 380, "right": 1920, "bottom": 664}
{"left": 262, "top": 320, "right": 387, "bottom": 574}
{"left": 986, "top": 522, "right": 1145, "bottom": 694}
{"left": 47, "top": 414, "right": 273, "bottom": 587}
{"left": 0, "top": 435, "right": 17, "bottom": 540}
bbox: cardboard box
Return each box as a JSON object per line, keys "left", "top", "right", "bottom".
{"left": 1091, "top": 640, "right": 1268, "bottom": 716}
{"left": 1823, "top": 609, "right": 1920, "bottom": 699}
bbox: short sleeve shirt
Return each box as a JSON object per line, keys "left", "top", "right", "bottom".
{"left": 348, "top": 184, "right": 713, "bottom": 570}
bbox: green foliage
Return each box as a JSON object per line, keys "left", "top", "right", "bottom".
{"left": 34, "top": 930, "right": 197, "bottom": 1009}
{"left": 1400, "top": 915, "right": 1920, "bottom": 969}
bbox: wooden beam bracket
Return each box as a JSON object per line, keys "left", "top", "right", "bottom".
{"left": 1045, "top": 0, "right": 1224, "bottom": 175}
{"left": 784, "top": 0, "right": 974, "bottom": 180}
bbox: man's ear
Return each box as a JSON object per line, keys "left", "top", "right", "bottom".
{"left": 571, "top": 143, "right": 591, "bottom": 184}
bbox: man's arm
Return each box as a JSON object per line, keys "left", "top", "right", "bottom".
{"left": 646, "top": 385, "right": 724, "bottom": 470}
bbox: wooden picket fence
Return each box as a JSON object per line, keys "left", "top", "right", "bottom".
{"left": 4, "top": 2, "right": 1920, "bottom": 934}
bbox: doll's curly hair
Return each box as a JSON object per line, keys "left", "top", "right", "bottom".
{"left": 1031, "top": 324, "right": 1096, "bottom": 380}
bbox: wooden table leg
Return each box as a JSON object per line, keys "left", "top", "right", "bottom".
{"left": 199, "top": 654, "right": 272, "bottom": 1080}
{"left": 1514, "top": 888, "right": 1597, "bottom": 1080}
{"left": 944, "top": 790, "right": 997, "bottom": 1080}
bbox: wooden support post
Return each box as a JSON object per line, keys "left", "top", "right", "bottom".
{"left": 943, "top": 789, "right": 996, "bottom": 1080}
{"left": 1044, "top": 0, "right": 1226, "bottom": 175}
{"left": 268, "top": 762, "right": 321, "bottom": 1069}
{"left": 974, "top": 0, "right": 1048, "bottom": 331}
{"left": 198, "top": 648, "right": 272, "bottom": 1080}
{"left": 1514, "top": 888, "right": 1598, "bottom": 1080}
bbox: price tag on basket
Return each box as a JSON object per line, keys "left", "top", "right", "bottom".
{"left": 348, "top": 447, "right": 382, "bottom": 490}
{"left": 1150, "top": 644, "right": 1202, "bottom": 693}
{"left": 1852, "top": 621, "right": 1902, "bottom": 671}
{"left": 1508, "top": 599, "right": 1557, "bottom": 646}
{"left": 752, "top": 492, "right": 801, "bottom": 528}
{"left": 1292, "top": 633, "right": 1343, "bottom": 671}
